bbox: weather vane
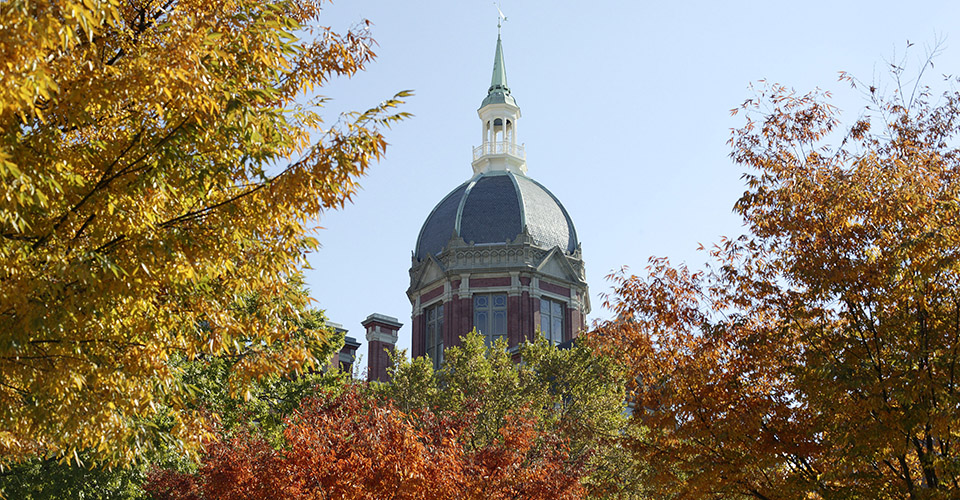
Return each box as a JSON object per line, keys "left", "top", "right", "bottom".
{"left": 495, "top": 2, "right": 507, "bottom": 35}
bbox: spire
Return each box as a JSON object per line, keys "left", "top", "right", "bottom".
{"left": 489, "top": 34, "right": 509, "bottom": 94}
{"left": 481, "top": 33, "right": 517, "bottom": 108}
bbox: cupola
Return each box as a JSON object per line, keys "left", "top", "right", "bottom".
{"left": 472, "top": 33, "right": 526, "bottom": 175}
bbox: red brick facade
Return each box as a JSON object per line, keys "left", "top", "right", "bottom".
{"left": 469, "top": 277, "right": 511, "bottom": 288}
{"left": 367, "top": 340, "right": 394, "bottom": 382}
{"left": 363, "top": 314, "right": 402, "bottom": 383}
{"left": 411, "top": 312, "right": 423, "bottom": 359}
{"left": 420, "top": 285, "right": 443, "bottom": 303}
{"left": 539, "top": 280, "right": 571, "bottom": 297}
{"left": 410, "top": 277, "right": 587, "bottom": 359}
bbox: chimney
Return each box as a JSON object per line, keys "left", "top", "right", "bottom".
{"left": 324, "top": 321, "right": 361, "bottom": 375}
{"left": 338, "top": 336, "right": 361, "bottom": 374}
{"left": 362, "top": 313, "right": 402, "bottom": 383}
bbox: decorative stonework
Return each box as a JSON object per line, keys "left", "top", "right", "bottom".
{"left": 410, "top": 230, "right": 586, "bottom": 291}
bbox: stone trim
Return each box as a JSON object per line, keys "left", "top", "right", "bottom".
{"left": 366, "top": 328, "right": 399, "bottom": 345}
{"left": 362, "top": 313, "right": 402, "bottom": 330}
{"left": 362, "top": 313, "right": 402, "bottom": 346}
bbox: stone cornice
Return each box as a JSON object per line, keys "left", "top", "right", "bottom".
{"left": 366, "top": 328, "right": 399, "bottom": 345}
{"left": 410, "top": 235, "right": 584, "bottom": 287}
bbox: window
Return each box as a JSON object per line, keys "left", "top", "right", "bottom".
{"left": 425, "top": 304, "right": 443, "bottom": 369}
{"left": 540, "top": 298, "right": 564, "bottom": 344}
{"left": 473, "top": 293, "right": 507, "bottom": 346}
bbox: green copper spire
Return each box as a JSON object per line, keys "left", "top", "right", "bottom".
{"left": 481, "top": 33, "right": 518, "bottom": 108}
{"left": 489, "top": 34, "right": 509, "bottom": 93}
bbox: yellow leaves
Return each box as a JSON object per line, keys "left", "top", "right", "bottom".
{"left": 0, "top": 0, "right": 408, "bottom": 467}
{"left": 0, "top": 0, "right": 120, "bottom": 123}
{"left": 71, "top": 373, "right": 86, "bottom": 390}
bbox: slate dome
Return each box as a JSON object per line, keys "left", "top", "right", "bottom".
{"left": 415, "top": 170, "right": 578, "bottom": 260}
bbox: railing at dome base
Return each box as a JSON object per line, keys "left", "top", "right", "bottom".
{"left": 473, "top": 141, "right": 525, "bottom": 160}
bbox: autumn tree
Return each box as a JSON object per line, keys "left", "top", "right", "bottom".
{"left": 383, "top": 331, "right": 644, "bottom": 498}
{"left": 0, "top": 280, "right": 348, "bottom": 499}
{"left": 592, "top": 57, "right": 960, "bottom": 498}
{"left": 145, "top": 385, "right": 587, "bottom": 500}
{"left": 0, "top": 0, "right": 408, "bottom": 465}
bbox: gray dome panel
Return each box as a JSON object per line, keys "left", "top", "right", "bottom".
{"left": 416, "top": 182, "right": 469, "bottom": 259}
{"left": 415, "top": 171, "right": 578, "bottom": 260}
{"left": 459, "top": 175, "right": 523, "bottom": 245}
{"left": 514, "top": 175, "right": 577, "bottom": 253}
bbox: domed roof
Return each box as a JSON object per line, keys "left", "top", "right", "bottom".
{"left": 415, "top": 171, "right": 579, "bottom": 260}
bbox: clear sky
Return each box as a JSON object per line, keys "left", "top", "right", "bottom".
{"left": 302, "top": 0, "right": 959, "bottom": 371}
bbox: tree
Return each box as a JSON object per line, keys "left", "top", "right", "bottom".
{"left": 0, "top": 0, "right": 408, "bottom": 464}
{"left": 383, "top": 332, "right": 642, "bottom": 498}
{"left": 592, "top": 59, "right": 960, "bottom": 498}
{"left": 145, "top": 385, "right": 586, "bottom": 500}
{"left": 0, "top": 280, "right": 348, "bottom": 499}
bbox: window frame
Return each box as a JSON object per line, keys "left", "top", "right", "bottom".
{"left": 424, "top": 302, "right": 444, "bottom": 369}
{"left": 473, "top": 293, "right": 508, "bottom": 346}
{"left": 539, "top": 297, "right": 565, "bottom": 344}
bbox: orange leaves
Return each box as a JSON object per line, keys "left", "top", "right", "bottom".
{"left": 592, "top": 253, "right": 819, "bottom": 498}
{"left": 594, "top": 67, "right": 960, "bottom": 498}
{"left": 147, "top": 387, "right": 587, "bottom": 500}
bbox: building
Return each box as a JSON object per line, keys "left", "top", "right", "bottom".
{"left": 361, "top": 32, "right": 590, "bottom": 382}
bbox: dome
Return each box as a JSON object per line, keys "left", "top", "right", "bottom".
{"left": 415, "top": 170, "right": 578, "bottom": 260}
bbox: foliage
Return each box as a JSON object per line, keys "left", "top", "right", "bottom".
{"left": 592, "top": 60, "right": 960, "bottom": 498}
{"left": 0, "top": 282, "right": 347, "bottom": 499}
{"left": 176, "top": 301, "right": 348, "bottom": 442}
{"left": 0, "top": 0, "right": 409, "bottom": 465}
{"left": 384, "top": 331, "right": 643, "bottom": 498}
{"left": 145, "top": 385, "right": 585, "bottom": 500}
{"left": 0, "top": 455, "right": 146, "bottom": 500}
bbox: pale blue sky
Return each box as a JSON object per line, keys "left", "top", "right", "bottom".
{"left": 303, "top": 0, "right": 958, "bottom": 370}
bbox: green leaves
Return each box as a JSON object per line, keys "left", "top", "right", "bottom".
{"left": 384, "top": 331, "right": 632, "bottom": 497}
